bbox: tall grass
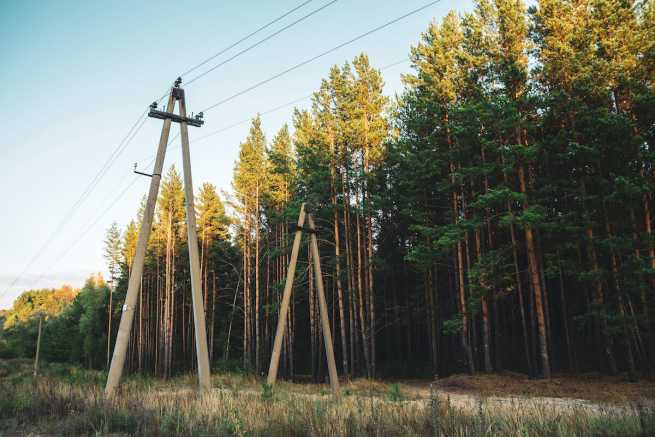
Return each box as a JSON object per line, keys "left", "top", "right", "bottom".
{"left": 1, "top": 377, "right": 653, "bottom": 436}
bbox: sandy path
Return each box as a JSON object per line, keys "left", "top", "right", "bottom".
{"left": 158, "top": 382, "right": 648, "bottom": 417}
{"left": 400, "top": 383, "right": 648, "bottom": 416}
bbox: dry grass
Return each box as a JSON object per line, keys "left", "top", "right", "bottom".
{"left": 1, "top": 361, "right": 654, "bottom": 436}
{"left": 1, "top": 378, "right": 653, "bottom": 436}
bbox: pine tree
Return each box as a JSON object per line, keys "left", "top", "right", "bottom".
{"left": 157, "top": 165, "right": 186, "bottom": 377}
{"left": 103, "top": 222, "right": 122, "bottom": 368}
{"left": 233, "top": 115, "right": 269, "bottom": 373}
{"left": 122, "top": 220, "right": 138, "bottom": 275}
{"left": 197, "top": 182, "right": 228, "bottom": 361}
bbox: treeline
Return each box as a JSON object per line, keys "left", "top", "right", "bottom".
{"left": 232, "top": 0, "right": 655, "bottom": 380}
{"left": 1, "top": 174, "right": 240, "bottom": 377}
{"left": 0, "top": 278, "right": 111, "bottom": 368}
{"left": 2, "top": 0, "right": 654, "bottom": 381}
{"left": 380, "top": 0, "right": 655, "bottom": 378}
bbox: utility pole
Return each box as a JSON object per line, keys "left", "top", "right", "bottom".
{"left": 267, "top": 204, "right": 340, "bottom": 394}
{"left": 26, "top": 296, "right": 44, "bottom": 377}
{"left": 106, "top": 282, "right": 112, "bottom": 369}
{"left": 33, "top": 312, "right": 43, "bottom": 377}
{"left": 105, "top": 78, "right": 211, "bottom": 396}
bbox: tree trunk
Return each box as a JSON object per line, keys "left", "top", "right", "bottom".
{"left": 585, "top": 225, "right": 617, "bottom": 374}
{"left": 255, "top": 184, "right": 261, "bottom": 374}
{"left": 557, "top": 253, "right": 576, "bottom": 373}
{"left": 356, "top": 209, "right": 371, "bottom": 377}
{"left": 518, "top": 163, "right": 551, "bottom": 378}
{"left": 333, "top": 182, "right": 349, "bottom": 377}
{"left": 474, "top": 228, "right": 492, "bottom": 372}
{"left": 366, "top": 208, "right": 376, "bottom": 378}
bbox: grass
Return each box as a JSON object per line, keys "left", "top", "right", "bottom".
{"left": 0, "top": 360, "right": 654, "bottom": 436}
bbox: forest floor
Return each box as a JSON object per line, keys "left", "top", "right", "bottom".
{"left": 1, "top": 359, "right": 655, "bottom": 436}
{"left": 205, "top": 370, "right": 655, "bottom": 415}
{"left": 407, "top": 371, "right": 655, "bottom": 402}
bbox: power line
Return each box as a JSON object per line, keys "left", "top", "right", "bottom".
{"left": 1, "top": 109, "right": 149, "bottom": 300}
{"left": 201, "top": 1, "right": 441, "bottom": 113}
{"left": 180, "top": 0, "right": 314, "bottom": 79}
{"left": 185, "top": 0, "right": 338, "bottom": 86}
{"left": 26, "top": 176, "right": 142, "bottom": 291}
{"left": 154, "top": 0, "right": 327, "bottom": 103}
{"left": 192, "top": 58, "right": 410, "bottom": 144}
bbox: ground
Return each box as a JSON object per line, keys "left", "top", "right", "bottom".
{"left": 0, "top": 359, "right": 654, "bottom": 436}
{"left": 416, "top": 371, "right": 655, "bottom": 402}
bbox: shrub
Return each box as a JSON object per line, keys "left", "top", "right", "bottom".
{"left": 386, "top": 383, "right": 405, "bottom": 402}
{"left": 261, "top": 383, "right": 274, "bottom": 401}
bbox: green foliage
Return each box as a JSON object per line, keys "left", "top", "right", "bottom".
{"left": 104, "top": 222, "right": 122, "bottom": 287}
{"left": 261, "top": 383, "right": 274, "bottom": 401}
{"left": 385, "top": 383, "right": 405, "bottom": 402}
{"left": 3, "top": 287, "right": 76, "bottom": 329}
{"left": 0, "top": 275, "right": 110, "bottom": 369}
{"left": 443, "top": 317, "right": 464, "bottom": 336}
{"left": 212, "top": 359, "right": 249, "bottom": 375}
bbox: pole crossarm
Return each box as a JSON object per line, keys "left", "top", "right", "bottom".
{"left": 148, "top": 108, "right": 204, "bottom": 127}
{"left": 148, "top": 85, "right": 205, "bottom": 127}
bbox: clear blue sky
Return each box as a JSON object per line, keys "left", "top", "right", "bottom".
{"left": 0, "top": 0, "right": 475, "bottom": 308}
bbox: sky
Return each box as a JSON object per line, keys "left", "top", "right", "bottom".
{"left": 0, "top": 0, "right": 476, "bottom": 309}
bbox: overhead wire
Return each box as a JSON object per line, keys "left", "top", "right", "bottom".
{"left": 192, "top": 57, "right": 410, "bottom": 144}
{"left": 0, "top": 109, "right": 149, "bottom": 301}
{"left": 200, "top": 0, "right": 441, "bottom": 113}
{"left": 180, "top": 0, "right": 314, "bottom": 79}
{"left": 27, "top": 176, "right": 142, "bottom": 290}
{"left": 184, "top": 0, "right": 338, "bottom": 86}
{"left": 153, "top": 0, "right": 331, "bottom": 102}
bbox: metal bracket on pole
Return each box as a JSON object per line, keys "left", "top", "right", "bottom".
{"left": 133, "top": 163, "right": 161, "bottom": 178}
{"left": 148, "top": 93, "right": 205, "bottom": 127}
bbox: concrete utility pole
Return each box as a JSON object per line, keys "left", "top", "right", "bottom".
{"left": 267, "top": 203, "right": 340, "bottom": 394}
{"left": 178, "top": 89, "right": 211, "bottom": 391}
{"left": 106, "top": 283, "right": 112, "bottom": 370}
{"left": 105, "top": 79, "right": 210, "bottom": 396}
{"left": 33, "top": 312, "right": 43, "bottom": 377}
{"left": 307, "top": 213, "right": 339, "bottom": 393}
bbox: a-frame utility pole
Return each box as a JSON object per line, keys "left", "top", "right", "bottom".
{"left": 267, "top": 203, "right": 340, "bottom": 394}
{"left": 105, "top": 78, "right": 211, "bottom": 397}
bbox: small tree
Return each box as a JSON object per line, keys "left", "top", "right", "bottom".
{"left": 104, "top": 223, "right": 122, "bottom": 368}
